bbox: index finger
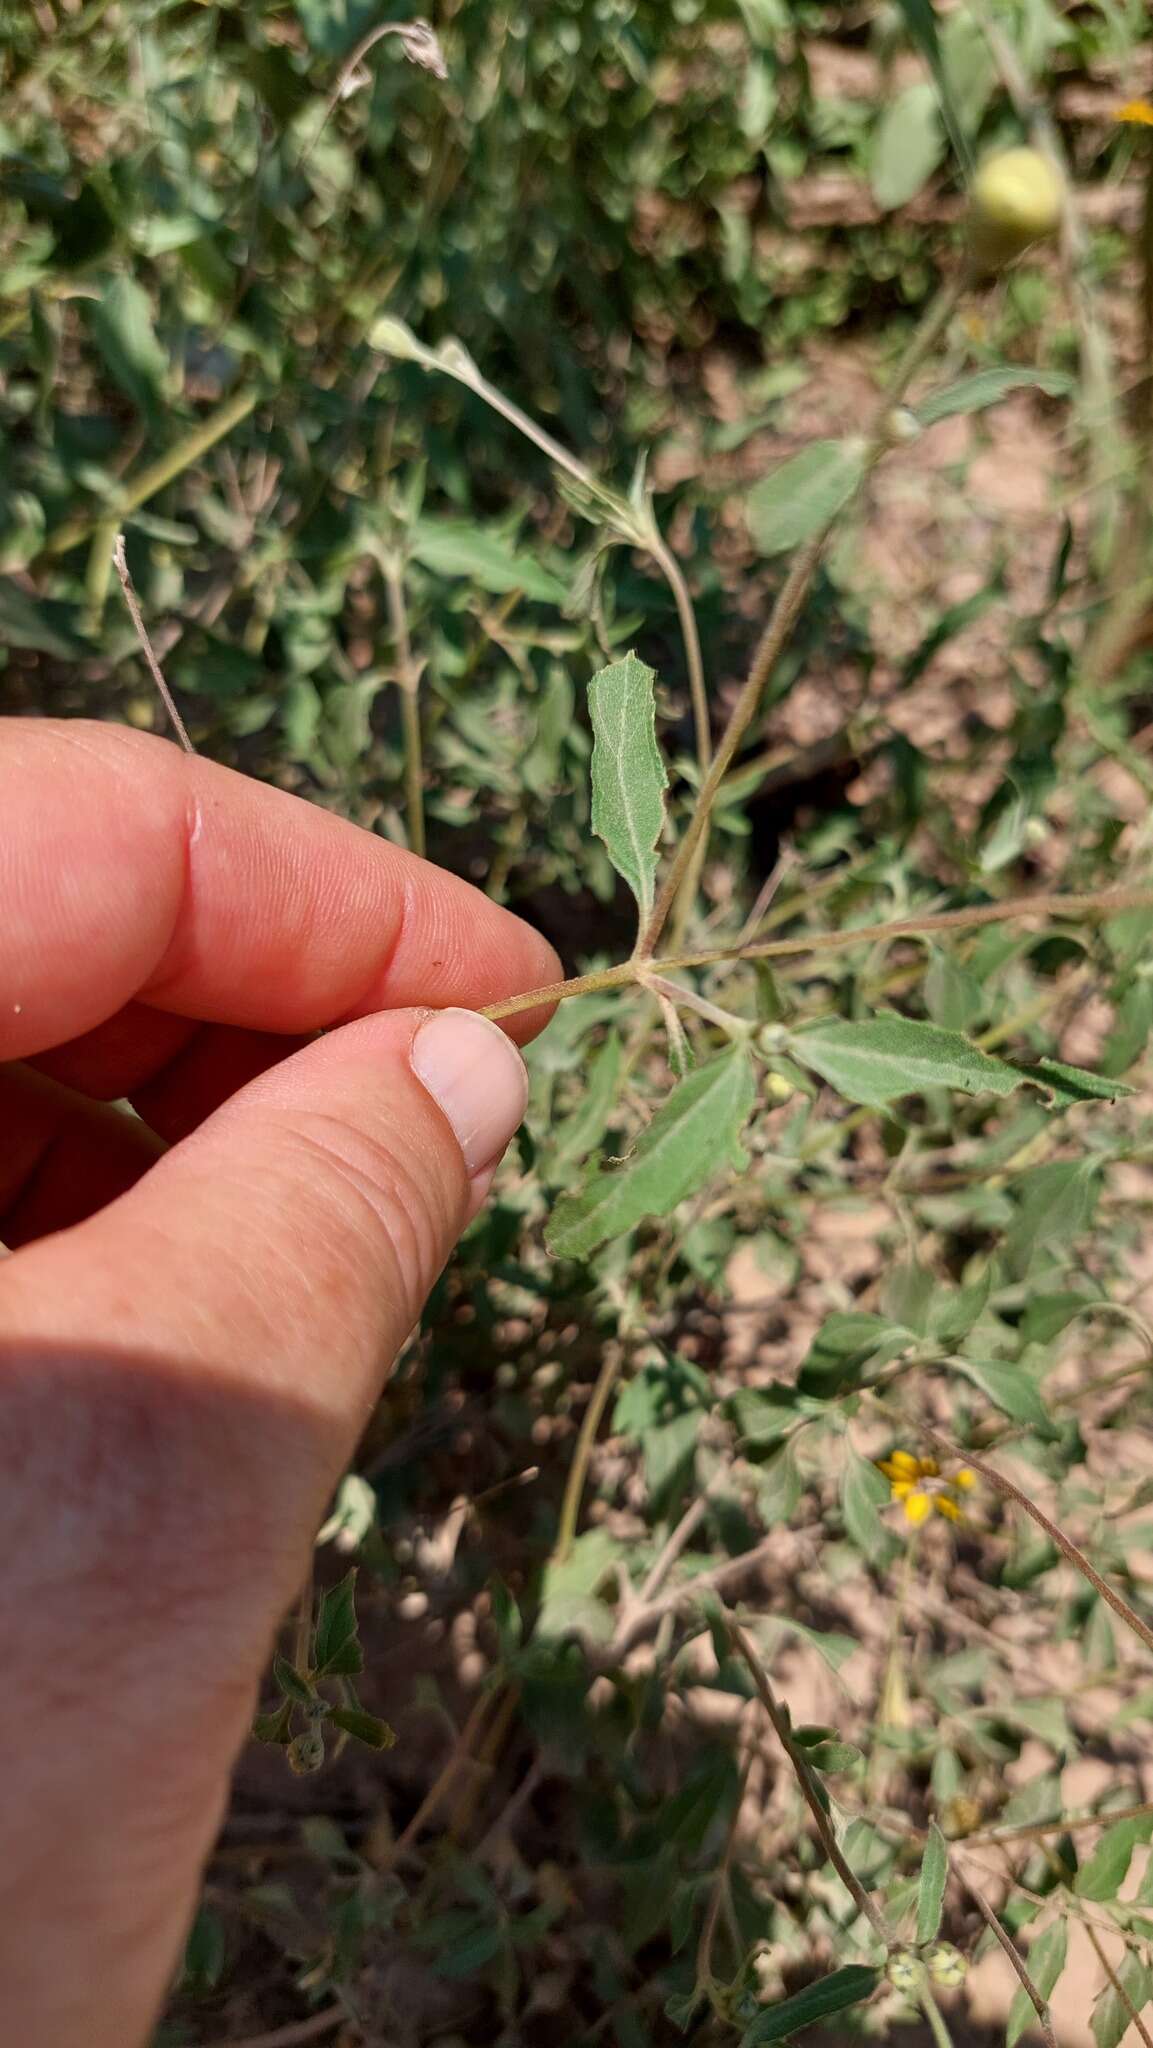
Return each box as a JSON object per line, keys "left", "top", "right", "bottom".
{"left": 1, "top": 719, "right": 560, "bottom": 1060}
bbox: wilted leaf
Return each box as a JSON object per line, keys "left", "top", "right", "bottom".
{"left": 547, "top": 1047, "right": 755, "bottom": 1259}
{"left": 587, "top": 652, "right": 668, "bottom": 923}
{"left": 747, "top": 438, "right": 866, "bottom": 556}
{"left": 741, "top": 1965, "right": 879, "bottom": 2044}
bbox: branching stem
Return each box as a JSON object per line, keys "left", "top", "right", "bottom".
{"left": 637, "top": 269, "right": 967, "bottom": 957}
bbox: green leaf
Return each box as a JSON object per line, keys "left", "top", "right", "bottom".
{"left": 272, "top": 1655, "right": 315, "bottom": 1707}
{"left": 747, "top": 438, "right": 867, "bottom": 556}
{"left": 546, "top": 1046, "right": 754, "bottom": 1260}
{"left": 916, "top": 1822, "right": 949, "bottom": 1945}
{"left": 552, "top": 1029, "right": 623, "bottom": 1170}
{"left": 915, "top": 367, "right": 1075, "bottom": 427}
{"left": 1008, "top": 1055, "right": 1136, "bottom": 1111}
{"left": 536, "top": 1528, "right": 623, "bottom": 1643}
{"left": 804, "top": 1738, "right": 862, "bottom": 1773}
{"left": 842, "top": 1446, "right": 898, "bottom": 1567}
{"left": 1005, "top": 1160, "right": 1099, "bottom": 1277}
{"left": 88, "top": 273, "right": 169, "bottom": 418}
{"left": 789, "top": 1014, "right": 1022, "bottom": 1109}
{"left": 797, "top": 1312, "right": 910, "bottom": 1399}
{"left": 1007, "top": 1921, "right": 1066, "bottom": 2048}
{"left": 0, "top": 577, "right": 85, "bottom": 658}
{"left": 1092, "top": 1946, "right": 1153, "bottom": 2048}
{"left": 251, "top": 1698, "right": 293, "bottom": 1745}
{"left": 948, "top": 1357, "right": 1057, "bottom": 1438}
{"left": 327, "top": 1705, "right": 397, "bottom": 1751}
{"left": 587, "top": 652, "right": 668, "bottom": 924}
{"left": 890, "top": 0, "right": 970, "bottom": 170}
{"left": 312, "top": 1568, "right": 363, "bottom": 1678}
{"left": 1076, "top": 1813, "right": 1153, "bottom": 1902}
{"left": 870, "top": 83, "right": 946, "bottom": 209}
{"left": 740, "top": 1965, "right": 879, "bottom": 2044}
{"left": 409, "top": 518, "right": 566, "bottom": 604}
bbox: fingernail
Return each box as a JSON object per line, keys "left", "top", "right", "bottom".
{"left": 410, "top": 1009, "right": 528, "bottom": 1178}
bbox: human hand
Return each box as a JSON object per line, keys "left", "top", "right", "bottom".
{"left": 0, "top": 718, "right": 559, "bottom": 2048}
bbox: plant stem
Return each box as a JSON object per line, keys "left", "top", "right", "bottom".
{"left": 729, "top": 1623, "right": 891, "bottom": 1952}
{"left": 112, "top": 534, "right": 195, "bottom": 754}
{"left": 42, "top": 386, "right": 259, "bottom": 559}
{"left": 637, "top": 270, "right": 966, "bottom": 958}
{"left": 919, "top": 1989, "right": 958, "bottom": 2048}
{"left": 481, "top": 882, "right": 1153, "bottom": 1024}
{"left": 1084, "top": 1921, "right": 1153, "bottom": 2048}
{"left": 552, "top": 1342, "right": 625, "bottom": 1566}
{"left": 922, "top": 1427, "right": 1153, "bottom": 1663}
{"left": 957, "top": 1875, "right": 1060, "bottom": 2048}
{"left": 398, "top": 342, "right": 711, "bottom": 772}
{"left": 383, "top": 558, "right": 426, "bottom": 859}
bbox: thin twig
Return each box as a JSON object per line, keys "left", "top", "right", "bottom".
{"left": 551, "top": 1343, "right": 625, "bottom": 1566}
{"left": 957, "top": 1875, "right": 1060, "bottom": 2048}
{"left": 202, "top": 2007, "right": 348, "bottom": 2048}
{"left": 606, "top": 1532, "right": 781, "bottom": 1663}
{"left": 112, "top": 534, "right": 194, "bottom": 753}
{"left": 637, "top": 270, "right": 967, "bottom": 957}
{"left": 729, "top": 1622, "right": 891, "bottom": 1951}
{"left": 923, "top": 1429, "right": 1153, "bottom": 1662}
{"left": 1084, "top": 1920, "right": 1153, "bottom": 2048}
{"left": 301, "top": 19, "right": 447, "bottom": 169}
{"left": 372, "top": 1686, "right": 497, "bottom": 1874}
{"left": 963, "top": 1798, "right": 1153, "bottom": 1850}
{"left": 481, "top": 882, "right": 1153, "bottom": 1023}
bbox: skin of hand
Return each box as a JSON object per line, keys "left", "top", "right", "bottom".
{"left": 0, "top": 718, "right": 560, "bottom": 2048}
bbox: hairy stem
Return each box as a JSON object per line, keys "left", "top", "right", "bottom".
{"left": 957, "top": 1876, "right": 1060, "bottom": 2048}
{"left": 482, "top": 882, "right": 1153, "bottom": 1024}
{"left": 923, "top": 1429, "right": 1153, "bottom": 1663}
{"left": 637, "top": 270, "right": 966, "bottom": 957}
{"left": 729, "top": 1623, "right": 891, "bottom": 1951}
{"left": 1084, "top": 1922, "right": 1153, "bottom": 2048}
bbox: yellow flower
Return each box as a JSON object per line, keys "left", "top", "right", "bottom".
{"left": 878, "top": 1450, "right": 975, "bottom": 1526}
{"left": 1117, "top": 98, "right": 1153, "bottom": 127}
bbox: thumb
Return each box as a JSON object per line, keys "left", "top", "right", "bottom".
{"left": 2, "top": 1006, "right": 528, "bottom": 1552}
{"left": 0, "top": 1006, "right": 528, "bottom": 2048}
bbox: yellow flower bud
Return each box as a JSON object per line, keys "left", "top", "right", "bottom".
{"left": 927, "top": 1942, "right": 968, "bottom": 1989}
{"left": 888, "top": 1950, "right": 926, "bottom": 1997}
{"left": 970, "top": 147, "right": 1063, "bottom": 271}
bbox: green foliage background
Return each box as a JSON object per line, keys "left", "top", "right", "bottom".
{"left": 6, "top": 2, "right": 1153, "bottom": 2043}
